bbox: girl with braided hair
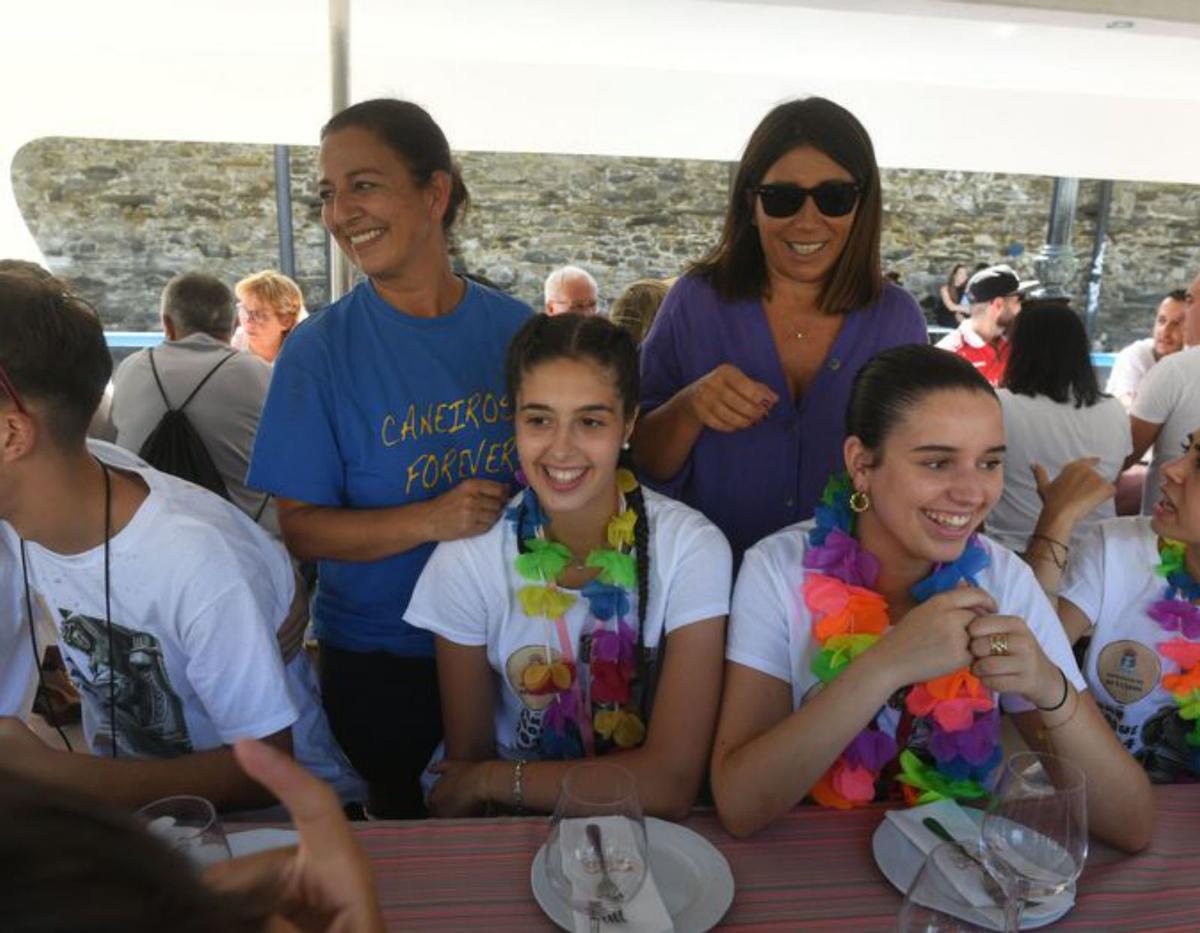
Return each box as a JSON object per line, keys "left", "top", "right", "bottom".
{"left": 405, "top": 313, "right": 732, "bottom": 818}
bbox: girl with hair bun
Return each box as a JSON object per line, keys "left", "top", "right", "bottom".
{"left": 249, "top": 99, "right": 532, "bottom": 818}
{"left": 405, "top": 313, "right": 732, "bottom": 818}
{"left": 710, "top": 344, "right": 1152, "bottom": 852}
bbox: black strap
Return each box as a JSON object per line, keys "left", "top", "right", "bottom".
{"left": 252, "top": 493, "right": 273, "bottom": 523}
{"left": 148, "top": 348, "right": 237, "bottom": 413}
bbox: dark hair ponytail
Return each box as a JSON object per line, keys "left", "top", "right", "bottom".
{"left": 846, "top": 344, "right": 997, "bottom": 456}
{"left": 321, "top": 98, "right": 470, "bottom": 232}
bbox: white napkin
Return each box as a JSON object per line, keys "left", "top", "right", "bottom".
{"left": 885, "top": 800, "right": 997, "bottom": 909}
{"left": 884, "top": 801, "right": 1075, "bottom": 931}
{"left": 559, "top": 816, "right": 673, "bottom": 933}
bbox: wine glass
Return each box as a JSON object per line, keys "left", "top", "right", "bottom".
{"left": 137, "top": 794, "right": 232, "bottom": 868}
{"left": 896, "top": 843, "right": 989, "bottom": 932}
{"left": 544, "top": 762, "right": 648, "bottom": 928}
{"left": 981, "top": 752, "right": 1087, "bottom": 932}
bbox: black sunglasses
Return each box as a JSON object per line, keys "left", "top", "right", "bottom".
{"left": 752, "top": 181, "right": 861, "bottom": 218}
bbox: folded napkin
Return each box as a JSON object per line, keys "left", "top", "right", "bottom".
{"left": 884, "top": 801, "right": 1074, "bottom": 931}
{"left": 559, "top": 816, "right": 673, "bottom": 933}
{"left": 885, "top": 800, "right": 996, "bottom": 909}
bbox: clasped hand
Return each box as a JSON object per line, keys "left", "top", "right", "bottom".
{"left": 879, "top": 587, "right": 1060, "bottom": 706}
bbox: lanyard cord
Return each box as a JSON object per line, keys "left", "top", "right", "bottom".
{"left": 99, "top": 459, "right": 114, "bottom": 758}
{"left": 18, "top": 456, "right": 114, "bottom": 757}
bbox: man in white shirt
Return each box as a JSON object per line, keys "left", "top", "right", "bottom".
{"left": 0, "top": 268, "right": 361, "bottom": 811}
{"left": 1106, "top": 289, "right": 1187, "bottom": 409}
{"left": 1126, "top": 269, "right": 1200, "bottom": 514}
{"left": 543, "top": 265, "right": 600, "bottom": 316}
{"left": 111, "top": 272, "right": 276, "bottom": 533}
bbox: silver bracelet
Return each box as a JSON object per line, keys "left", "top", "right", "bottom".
{"left": 512, "top": 759, "right": 526, "bottom": 813}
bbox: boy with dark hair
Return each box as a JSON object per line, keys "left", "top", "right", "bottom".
{"left": 0, "top": 270, "right": 362, "bottom": 810}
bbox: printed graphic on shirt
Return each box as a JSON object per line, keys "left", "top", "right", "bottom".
{"left": 58, "top": 609, "right": 193, "bottom": 757}
{"left": 505, "top": 643, "right": 570, "bottom": 752}
{"left": 1095, "top": 639, "right": 1160, "bottom": 705}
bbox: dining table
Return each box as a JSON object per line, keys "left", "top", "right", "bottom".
{"left": 348, "top": 784, "right": 1200, "bottom": 931}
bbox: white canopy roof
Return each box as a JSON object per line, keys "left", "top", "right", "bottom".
{"left": 5, "top": 0, "right": 1199, "bottom": 259}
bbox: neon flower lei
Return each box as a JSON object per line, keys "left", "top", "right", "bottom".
{"left": 803, "top": 473, "right": 1000, "bottom": 809}
{"left": 1149, "top": 538, "right": 1200, "bottom": 774}
{"left": 507, "top": 468, "right": 646, "bottom": 759}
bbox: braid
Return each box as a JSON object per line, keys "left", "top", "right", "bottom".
{"left": 621, "top": 453, "right": 651, "bottom": 719}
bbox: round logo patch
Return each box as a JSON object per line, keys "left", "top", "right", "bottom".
{"left": 1095, "top": 640, "right": 1160, "bottom": 705}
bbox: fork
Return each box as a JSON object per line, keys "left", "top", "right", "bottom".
{"left": 922, "top": 816, "right": 1041, "bottom": 908}
{"left": 586, "top": 822, "right": 627, "bottom": 924}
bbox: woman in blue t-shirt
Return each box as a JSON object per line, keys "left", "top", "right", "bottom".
{"left": 248, "top": 99, "right": 531, "bottom": 817}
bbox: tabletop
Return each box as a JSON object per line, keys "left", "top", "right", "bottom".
{"left": 352, "top": 784, "right": 1200, "bottom": 932}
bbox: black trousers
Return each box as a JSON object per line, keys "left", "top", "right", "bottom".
{"left": 319, "top": 644, "right": 443, "bottom": 819}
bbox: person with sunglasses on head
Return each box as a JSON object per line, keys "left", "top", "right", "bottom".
{"left": 634, "top": 98, "right": 926, "bottom": 564}
{"left": 231, "top": 270, "right": 308, "bottom": 366}
{"left": 247, "top": 99, "right": 532, "bottom": 819}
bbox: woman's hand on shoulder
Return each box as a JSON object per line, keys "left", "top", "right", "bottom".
{"left": 422, "top": 479, "right": 509, "bottom": 542}
{"left": 966, "top": 614, "right": 1063, "bottom": 708}
{"left": 685, "top": 364, "right": 778, "bottom": 433}
{"left": 872, "top": 586, "right": 995, "bottom": 688}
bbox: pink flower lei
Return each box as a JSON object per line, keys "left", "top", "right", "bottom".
{"left": 1149, "top": 538, "right": 1200, "bottom": 776}
{"left": 803, "top": 473, "right": 1000, "bottom": 808}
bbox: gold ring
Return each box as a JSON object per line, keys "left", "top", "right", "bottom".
{"left": 989, "top": 633, "right": 1010, "bottom": 657}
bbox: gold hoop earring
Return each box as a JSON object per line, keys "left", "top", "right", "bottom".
{"left": 849, "top": 490, "right": 870, "bottom": 514}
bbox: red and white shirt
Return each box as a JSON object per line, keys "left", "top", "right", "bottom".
{"left": 935, "top": 320, "right": 1011, "bottom": 386}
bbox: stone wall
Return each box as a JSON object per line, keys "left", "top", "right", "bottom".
{"left": 11, "top": 137, "right": 1200, "bottom": 346}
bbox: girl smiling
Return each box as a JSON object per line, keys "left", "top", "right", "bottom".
{"left": 710, "top": 344, "right": 1152, "bottom": 851}
{"left": 405, "top": 314, "right": 732, "bottom": 818}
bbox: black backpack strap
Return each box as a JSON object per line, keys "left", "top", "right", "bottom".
{"left": 147, "top": 348, "right": 174, "bottom": 411}
{"left": 177, "top": 351, "right": 238, "bottom": 413}
{"left": 252, "top": 493, "right": 273, "bottom": 523}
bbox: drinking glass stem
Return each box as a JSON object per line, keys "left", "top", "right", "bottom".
{"left": 1003, "top": 893, "right": 1025, "bottom": 932}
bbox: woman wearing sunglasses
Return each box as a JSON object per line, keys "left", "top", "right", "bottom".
{"left": 635, "top": 98, "right": 926, "bottom": 563}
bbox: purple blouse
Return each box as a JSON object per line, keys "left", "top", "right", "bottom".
{"left": 639, "top": 275, "right": 927, "bottom": 562}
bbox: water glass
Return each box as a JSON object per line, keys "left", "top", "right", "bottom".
{"left": 981, "top": 752, "right": 1087, "bottom": 932}
{"left": 544, "top": 761, "right": 648, "bottom": 923}
{"left": 896, "top": 842, "right": 989, "bottom": 932}
{"left": 137, "top": 794, "right": 232, "bottom": 868}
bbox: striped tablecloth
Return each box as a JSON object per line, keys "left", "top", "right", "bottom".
{"left": 355, "top": 784, "right": 1199, "bottom": 932}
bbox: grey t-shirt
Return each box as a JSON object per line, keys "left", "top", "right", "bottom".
{"left": 111, "top": 333, "right": 276, "bottom": 535}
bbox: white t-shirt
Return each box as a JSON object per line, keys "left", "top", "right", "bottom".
{"left": 0, "top": 441, "right": 363, "bottom": 801}
{"left": 0, "top": 530, "right": 38, "bottom": 719}
{"left": 405, "top": 488, "right": 732, "bottom": 762}
{"left": 1132, "top": 347, "right": 1200, "bottom": 514}
{"left": 1062, "top": 517, "right": 1195, "bottom": 781}
{"left": 988, "top": 389, "right": 1131, "bottom": 553}
{"left": 727, "top": 524, "right": 1086, "bottom": 761}
{"left": 1105, "top": 338, "right": 1157, "bottom": 406}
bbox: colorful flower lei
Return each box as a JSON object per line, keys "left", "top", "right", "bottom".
{"left": 804, "top": 473, "right": 1001, "bottom": 809}
{"left": 507, "top": 468, "right": 647, "bottom": 759}
{"left": 1150, "top": 538, "right": 1200, "bottom": 774}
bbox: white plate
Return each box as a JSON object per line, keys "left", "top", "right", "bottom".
{"left": 531, "top": 817, "right": 734, "bottom": 932}
{"left": 227, "top": 828, "right": 299, "bottom": 858}
{"left": 872, "top": 809, "right": 1074, "bottom": 931}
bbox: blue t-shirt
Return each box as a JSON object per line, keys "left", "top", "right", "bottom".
{"left": 247, "top": 279, "right": 532, "bottom": 655}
